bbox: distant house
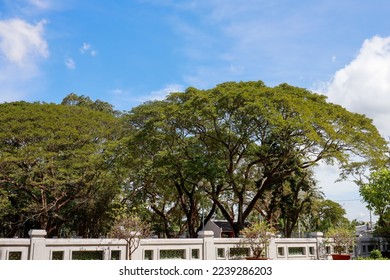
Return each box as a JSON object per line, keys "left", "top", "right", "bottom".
{"left": 355, "top": 223, "right": 374, "bottom": 238}
{"left": 203, "top": 220, "right": 250, "bottom": 238}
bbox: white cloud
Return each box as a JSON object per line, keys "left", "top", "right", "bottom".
{"left": 0, "top": 18, "right": 48, "bottom": 66}
{"left": 80, "top": 42, "right": 97, "bottom": 56}
{"left": 108, "top": 84, "right": 186, "bottom": 111}
{"left": 3, "top": 0, "right": 54, "bottom": 16}
{"left": 314, "top": 36, "right": 390, "bottom": 222}
{"left": 110, "top": 88, "right": 125, "bottom": 95}
{"left": 65, "top": 57, "right": 76, "bottom": 69}
{"left": 325, "top": 36, "right": 390, "bottom": 138}
{"left": 0, "top": 18, "right": 49, "bottom": 102}
{"left": 28, "top": 0, "right": 51, "bottom": 10}
{"left": 146, "top": 84, "right": 185, "bottom": 101}
{"left": 80, "top": 42, "right": 91, "bottom": 53}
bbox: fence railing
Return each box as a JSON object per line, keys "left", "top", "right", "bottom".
{"left": 0, "top": 230, "right": 383, "bottom": 260}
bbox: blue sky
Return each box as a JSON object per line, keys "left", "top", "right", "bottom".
{"left": 2, "top": 0, "right": 390, "bottom": 222}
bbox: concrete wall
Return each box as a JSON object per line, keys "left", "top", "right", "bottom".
{"left": 0, "top": 230, "right": 382, "bottom": 260}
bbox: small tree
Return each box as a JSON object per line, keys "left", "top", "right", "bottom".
{"left": 325, "top": 226, "right": 356, "bottom": 255}
{"left": 109, "top": 214, "right": 150, "bottom": 260}
{"left": 241, "top": 221, "right": 276, "bottom": 258}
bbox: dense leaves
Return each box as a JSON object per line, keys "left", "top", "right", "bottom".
{"left": 124, "top": 81, "right": 387, "bottom": 236}
{"left": 360, "top": 169, "right": 390, "bottom": 238}
{"left": 0, "top": 101, "right": 122, "bottom": 237}
{"left": 1, "top": 81, "right": 387, "bottom": 238}
{"left": 61, "top": 93, "right": 118, "bottom": 115}
{"left": 300, "top": 199, "right": 350, "bottom": 233}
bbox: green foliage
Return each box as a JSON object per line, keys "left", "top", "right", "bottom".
{"left": 360, "top": 169, "right": 390, "bottom": 216}
{"left": 261, "top": 167, "right": 323, "bottom": 237}
{"left": 300, "top": 199, "right": 350, "bottom": 233}
{"left": 1, "top": 81, "right": 387, "bottom": 239}
{"left": 0, "top": 101, "right": 123, "bottom": 237}
{"left": 241, "top": 221, "right": 276, "bottom": 258}
{"left": 108, "top": 213, "right": 150, "bottom": 260}
{"left": 325, "top": 226, "right": 356, "bottom": 254}
{"left": 360, "top": 169, "right": 390, "bottom": 231}
{"left": 369, "top": 249, "right": 383, "bottom": 259}
{"left": 0, "top": 188, "right": 12, "bottom": 220}
{"left": 357, "top": 249, "right": 389, "bottom": 260}
{"left": 125, "top": 81, "right": 386, "bottom": 237}
{"left": 61, "top": 93, "right": 117, "bottom": 115}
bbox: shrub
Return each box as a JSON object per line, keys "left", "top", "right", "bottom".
{"left": 369, "top": 249, "right": 383, "bottom": 259}
{"left": 241, "top": 221, "right": 276, "bottom": 258}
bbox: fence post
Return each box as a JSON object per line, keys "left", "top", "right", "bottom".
{"left": 309, "top": 232, "right": 324, "bottom": 260}
{"left": 268, "top": 237, "right": 277, "bottom": 259}
{"left": 29, "top": 229, "right": 48, "bottom": 260}
{"left": 198, "top": 231, "right": 215, "bottom": 260}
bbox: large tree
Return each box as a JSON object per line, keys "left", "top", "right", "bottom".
{"left": 122, "top": 101, "right": 220, "bottom": 237}
{"left": 0, "top": 101, "right": 122, "bottom": 237}
{"left": 125, "top": 81, "right": 387, "bottom": 237}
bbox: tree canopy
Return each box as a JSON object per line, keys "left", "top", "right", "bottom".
{"left": 61, "top": 93, "right": 117, "bottom": 115}
{"left": 0, "top": 82, "right": 387, "bottom": 238}
{"left": 124, "top": 81, "right": 387, "bottom": 236}
{"left": 0, "top": 100, "right": 123, "bottom": 237}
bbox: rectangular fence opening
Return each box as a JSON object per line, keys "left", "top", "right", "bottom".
{"left": 144, "top": 250, "right": 153, "bottom": 260}
{"left": 8, "top": 251, "right": 22, "bottom": 260}
{"left": 52, "top": 251, "right": 64, "bottom": 260}
{"left": 110, "top": 250, "right": 121, "bottom": 260}
{"left": 159, "top": 249, "right": 185, "bottom": 259}
{"left": 71, "top": 250, "right": 103, "bottom": 260}
{"left": 191, "top": 249, "right": 200, "bottom": 259}
{"left": 288, "top": 247, "right": 305, "bottom": 256}
{"left": 217, "top": 248, "right": 225, "bottom": 259}
{"left": 229, "top": 247, "right": 250, "bottom": 259}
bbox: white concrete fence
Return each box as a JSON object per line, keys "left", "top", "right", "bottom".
{"left": 0, "top": 230, "right": 382, "bottom": 260}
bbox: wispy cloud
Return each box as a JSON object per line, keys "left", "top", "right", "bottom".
{"left": 108, "top": 84, "right": 186, "bottom": 111}
{"left": 62, "top": 42, "right": 97, "bottom": 70}
{"left": 116, "top": 84, "right": 185, "bottom": 103}
{"left": 80, "top": 42, "right": 97, "bottom": 56}
{"left": 65, "top": 57, "right": 76, "bottom": 69}
{"left": 28, "top": 0, "right": 52, "bottom": 10}
{"left": 5, "top": 0, "right": 59, "bottom": 16}
{"left": 108, "top": 88, "right": 138, "bottom": 111}
{"left": 80, "top": 42, "right": 90, "bottom": 53}
{"left": 165, "top": 1, "right": 320, "bottom": 88}
{"left": 145, "top": 84, "right": 185, "bottom": 101}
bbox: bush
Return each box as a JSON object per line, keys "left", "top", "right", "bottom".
{"left": 325, "top": 226, "right": 356, "bottom": 254}
{"left": 241, "top": 221, "right": 276, "bottom": 258}
{"left": 369, "top": 249, "right": 383, "bottom": 259}
{"left": 357, "top": 249, "right": 389, "bottom": 260}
